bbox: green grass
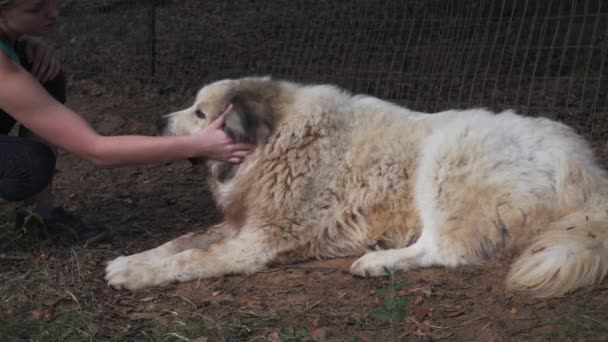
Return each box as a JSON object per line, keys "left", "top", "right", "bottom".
{"left": 545, "top": 298, "right": 608, "bottom": 341}
{"left": 0, "top": 306, "right": 98, "bottom": 342}
{"left": 0, "top": 287, "right": 289, "bottom": 342}
{"left": 0, "top": 206, "right": 49, "bottom": 253}
{"left": 0, "top": 207, "right": 284, "bottom": 342}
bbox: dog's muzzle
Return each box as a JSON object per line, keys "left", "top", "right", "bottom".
{"left": 188, "top": 158, "right": 201, "bottom": 165}
{"left": 155, "top": 116, "right": 200, "bottom": 165}
{"left": 156, "top": 117, "right": 169, "bottom": 135}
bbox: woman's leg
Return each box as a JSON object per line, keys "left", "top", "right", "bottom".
{"left": 0, "top": 87, "right": 18, "bottom": 206}
{"left": 2, "top": 41, "right": 107, "bottom": 243}
{"left": 15, "top": 39, "right": 67, "bottom": 213}
{"left": 0, "top": 136, "right": 56, "bottom": 204}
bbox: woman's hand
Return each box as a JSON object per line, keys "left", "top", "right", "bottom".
{"left": 22, "top": 36, "right": 61, "bottom": 83}
{"left": 195, "top": 105, "right": 254, "bottom": 163}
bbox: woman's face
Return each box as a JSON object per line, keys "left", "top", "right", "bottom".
{"left": 0, "top": 0, "right": 60, "bottom": 37}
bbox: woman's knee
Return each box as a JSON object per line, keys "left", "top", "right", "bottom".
{"left": 42, "top": 71, "right": 67, "bottom": 104}
{"left": 0, "top": 138, "right": 57, "bottom": 202}
{"left": 28, "top": 139, "right": 57, "bottom": 176}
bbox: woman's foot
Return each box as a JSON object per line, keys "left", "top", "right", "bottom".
{"left": 15, "top": 206, "right": 107, "bottom": 244}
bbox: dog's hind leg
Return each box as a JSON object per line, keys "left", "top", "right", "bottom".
{"left": 351, "top": 124, "right": 540, "bottom": 277}
{"left": 105, "top": 228, "right": 277, "bottom": 290}
{"left": 350, "top": 187, "right": 531, "bottom": 277}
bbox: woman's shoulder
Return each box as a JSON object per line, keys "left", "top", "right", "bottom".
{"left": 0, "top": 52, "right": 21, "bottom": 75}
{"left": 0, "top": 52, "right": 36, "bottom": 110}
{"left": 0, "top": 40, "right": 20, "bottom": 64}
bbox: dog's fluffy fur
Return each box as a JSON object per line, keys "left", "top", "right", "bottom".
{"left": 105, "top": 76, "right": 608, "bottom": 298}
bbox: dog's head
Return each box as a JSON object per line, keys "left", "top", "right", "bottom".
{"left": 157, "top": 77, "right": 285, "bottom": 151}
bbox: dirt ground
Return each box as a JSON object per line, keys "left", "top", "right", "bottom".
{"left": 0, "top": 0, "right": 606, "bottom": 340}
{"left": 0, "top": 80, "right": 607, "bottom": 342}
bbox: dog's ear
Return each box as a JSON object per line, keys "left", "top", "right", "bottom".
{"left": 223, "top": 87, "right": 280, "bottom": 145}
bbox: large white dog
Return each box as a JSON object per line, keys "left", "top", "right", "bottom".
{"left": 105, "top": 76, "right": 608, "bottom": 298}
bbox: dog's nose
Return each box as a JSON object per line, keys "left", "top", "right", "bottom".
{"left": 156, "top": 117, "right": 168, "bottom": 133}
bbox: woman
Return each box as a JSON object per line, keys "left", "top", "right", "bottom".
{"left": 0, "top": 0, "right": 253, "bottom": 243}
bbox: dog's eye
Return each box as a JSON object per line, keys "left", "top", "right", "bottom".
{"left": 195, "top": 109, "right": 206, "bottom": 119}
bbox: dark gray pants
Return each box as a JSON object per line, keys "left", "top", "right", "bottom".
{"left": 0, "top": 40, "right": 66, "bottom": 202}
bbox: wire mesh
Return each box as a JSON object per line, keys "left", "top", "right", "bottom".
{"left": 54, "top": 0, "right": 608, "bottom": 158}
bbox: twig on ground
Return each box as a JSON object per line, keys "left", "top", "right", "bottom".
{"left": 0, "top": 254, "right": 31, "bottom": 261}
{"left": 272, "top": 265, "right": 344, "bottom": 272}
{"left": 408, "top": 315, "right": 488, "bottom": 329}
{"left": 168, "top": 294, "right": 197, "bottom": 310}
{"left": 228, "top": 269, "right": 284, "bottom": 294}
{"left": 512, "top": 322, "right": 556, "bottom": 336}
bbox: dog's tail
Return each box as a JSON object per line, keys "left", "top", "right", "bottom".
{"left": 506, "top": 208, "right": 608, "bottom": 298}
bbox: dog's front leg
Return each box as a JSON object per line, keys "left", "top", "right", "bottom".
{"left": 105, "top": 222, "right": 234, "bottom": 276}
{"left": 105, "top": 229, "right": 275, "bottom": 290}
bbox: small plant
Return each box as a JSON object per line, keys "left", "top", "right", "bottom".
{"left": 17, "top": 205, "right": 46, "bottom": 233}
{"left": 280, "top": 328, "right": 312, "bottom": 342}
{"left": 0, "top": 205, "right": 49, "bottom": 253}
{"left": 369, "top": 268, "right": 410, "bottom": 340}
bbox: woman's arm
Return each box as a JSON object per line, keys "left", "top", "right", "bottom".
{"left": 89, "top": 113, "right": 248, "bottom": 167}
{"left": 0, "top": 54, "right": 251, "bottom": 167}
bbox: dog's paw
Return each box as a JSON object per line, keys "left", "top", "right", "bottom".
{"left": 105, "top": 255, "right": 131, "bottom": 274}
{"left": 350, "top": 251, "right": 395, "bottom": 277}
{"left": 105, "top": 257, "right": 169, "bottom": 290}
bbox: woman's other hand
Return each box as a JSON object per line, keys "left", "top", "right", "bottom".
{"left": 22, "top": 36, "right": 61, "bottom": 83}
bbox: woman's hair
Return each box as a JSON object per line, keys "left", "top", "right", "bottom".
{"left": 0, "top": 1, "right": 13, "bottom": 11}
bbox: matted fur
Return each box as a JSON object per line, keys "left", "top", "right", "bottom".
{"left": 105, "top": 76, "right": 608, "bottom": 298}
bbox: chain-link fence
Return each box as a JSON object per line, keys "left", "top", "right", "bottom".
{"left": 55, "top": 0, "right": 608, "bottom": 156}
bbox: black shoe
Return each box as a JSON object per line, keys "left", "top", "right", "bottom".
{"left": 15, "top": 207, "right": 107, "bottom": 244}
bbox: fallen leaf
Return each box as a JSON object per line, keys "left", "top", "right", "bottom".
{"left": 129, "top": 312, "right": 157, "bottom": 320}
{"left": 286, "top": 294, "right": 309, "bottom": 307}
{"left": 353, "top": 332, "right": 374, "bottom": 342}
{"left": 311, "top": 327, "right": 329, "bottom": 341}
{"left": 213, "top": 277, "right": 225, "bottom": 290}
{"left": 244, "top": 298, "right": 263, "bottom": 310}
{"left": 143, "top": 303, "right": 157, "bottom": 312}
{"left": 129, "top": 312, "right": 169, "bottom": 326}
{"left": 210, "top": 294, "right": 234, "bottom": 305}
{"left": 4, "top": 307, "right": 16, "bottom": 319}
{"left": 212, "top": 291, "right": 221, "bottom": 297}
{"left": 118, "top": 306, "right": 134, "bottom": 317}
{"left": 414, "top": 307, "right": 432, "bottom": 322}
{"left": 442, "top": 310, "right": 465, "bottom": 318}
{"left": 350, "top": 313, "right": 362, "bottom": 323}
{"left": 119, "top": 299, "right": 136, "bottom": 306}
{"left": 407, "top": 286, "right": 433, "bottom": 297}
{"left": 312, "top": 317, "right": 321, "bottom": 327}
{"left": 267, "top": 332, "right": 280, "bottom": 342}
{"left": 41, "top": 294, "right": 63, "bottom": 307}
{"left": 31, "top": 309, "right": 43, "bottom": 319}
{"left": 414, "top": 296, "right": 424, "bottom": 305}
{"left": 88, "top": 323, "right": 99, "bottom": 336}
{"left": 415, "top": 323, "right": 431, "bottom": 336}
{"left": 283, "top": 327, "right": 295, "bottom": 336}
{"left": 32, "top": 308, "right": 52, "bottom": 321}
{"left": 139, "top": 296, "right": 155, "bottom": 302}
{"left": 434, "top": 332, "right": 454, "bottom": 340}
{"left": 510, "top": 307, "right": 518, "bottom": 316}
